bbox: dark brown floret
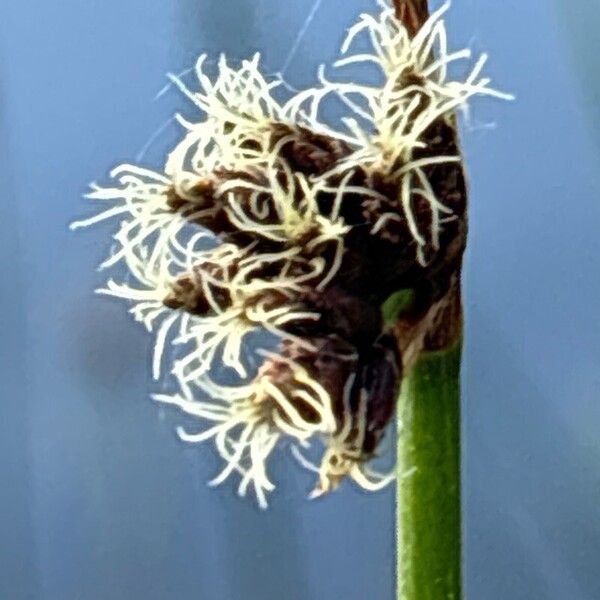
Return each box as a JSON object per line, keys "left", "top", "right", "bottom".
{"left": 283, "top": 285, "right": 383, "bottom": 351}
{"left": 165, "top": 178, "right": 214, "bottom": 211}
{"left": 163, "top": 274, "right": 212, "bottom": 315}
{"left": 163, "top": 260, "right": 235, "bottom": 315}
{"left": 258, "top": 335, "right": 358, "bottom": 426}
{"left": 271, "top": 123, "right": 352, "bottom": 176}
{"left": 164, "top": 179, "right": 235, "bottom": 238}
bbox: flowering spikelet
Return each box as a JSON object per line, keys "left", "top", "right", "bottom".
{"left": 73, "top": 1, "right": 509, "bottom": 507}
{"left": 155, "top": 346, "right": 342, "bottom": 509}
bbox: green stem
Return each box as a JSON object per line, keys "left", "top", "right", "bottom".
{"left": 396, "top": 341, "right": 462, "bottom": 600}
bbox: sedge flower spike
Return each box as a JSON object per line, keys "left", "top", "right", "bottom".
{"left": 73, "top": 0, "right": 510, "bottom": 508}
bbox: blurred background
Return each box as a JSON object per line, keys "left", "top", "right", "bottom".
{"left": 1, "top": 1, "right": 599, "bottom": 598}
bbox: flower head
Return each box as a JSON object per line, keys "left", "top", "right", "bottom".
{"left": 73, "top": 1, "right": 510, "bottom": 507}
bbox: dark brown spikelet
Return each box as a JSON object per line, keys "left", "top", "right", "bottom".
{"left": 262, "top": 332, "right": 402, "bottom": 462}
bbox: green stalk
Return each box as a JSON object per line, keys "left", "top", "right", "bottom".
{"left": 396, "top": 341, "right": 462, "bottom": 600}
{"left": 386, "top": 4, "right": 464, "bottom": 597}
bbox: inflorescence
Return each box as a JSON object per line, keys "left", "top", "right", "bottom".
{"left": 73, "top": 1, "right": 510, "bottom": 508}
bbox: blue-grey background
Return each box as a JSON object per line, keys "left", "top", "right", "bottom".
{"left": 1, "top": 1, "right": 599, "bottom": 598}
